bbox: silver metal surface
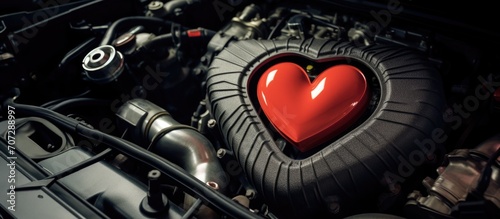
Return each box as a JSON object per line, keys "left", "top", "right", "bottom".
{"left": 116, "top": 99, "right": 228, "bottom": 191}
{"left": 82, "top": 45, "right": 124, "bottom": 84}
{"left": 406, "top": 136, "right": 500, "bottom": 215}
{"left": 150, "top": 116, "right": 228, "bottom": 190}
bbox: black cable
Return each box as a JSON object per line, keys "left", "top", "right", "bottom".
{"left": 58, "top": 37, "right": 98, "bottom": 73}
{"left": 475, "top": 147, "right": 500, "bottom": 196}
{"left": 267, "top": 15, "right": 290, "bottom": 40}
{"left": 47, "top": 97, "right": 110, "bottom": 112}
{"left": 42, "top": 132, "right": 127, "bottom": 216}
{"left": 100, "top": 16, "right": 174, "bottom": 46}
{"left": 139, "top": 33, "right": 173, "bottom": 52}
{"left": 5, "top": 98, "right": 261, "bottom": 219}
{"left": 40, "top": 90, "right": 91, "bottom": 108}
{"left": 44, "top": 148, "right": 113, "bottom": 180}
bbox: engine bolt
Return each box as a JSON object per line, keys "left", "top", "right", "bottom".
{"left": 217, "top": 148, "right": 226, "bottom": 158}
{"left": 306, "top": 65, "right": 314, "bottom": 73}
{"left": 206, "top": 181, "right": 219, "bottom": 190}
{"left": 207, "top": 119, "right": 217, "bottom": 128}
{"left": 148, "top": 1, "right": 163, "bottom": 10}
{"left": 245, "top": 189, "right": 256, "bottom": 199}
{"left": 147, "top": 1, "right": 167, "bottom": 17}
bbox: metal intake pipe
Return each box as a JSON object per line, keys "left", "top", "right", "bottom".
{"left": 116, "top": 99, "right": 228, "bottom": 191}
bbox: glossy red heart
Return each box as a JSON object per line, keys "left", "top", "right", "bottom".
{"left": 257, "top": 62, "right": 369, "bottom": 152}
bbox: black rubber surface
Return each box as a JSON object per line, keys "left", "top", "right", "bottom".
{"left": 206, "top": 38, "right": 445, "bottom": 218}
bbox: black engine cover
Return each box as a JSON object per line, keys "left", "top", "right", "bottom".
{"left": 206, "top": 38, "right": 445, "bottom": 218}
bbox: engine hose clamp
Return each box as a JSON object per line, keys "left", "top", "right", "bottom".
{"left": 146, "top": 124, "right": 198, "bottom": 151}
{"left": 143, "top": 111, "right": 170, "bottom": 142}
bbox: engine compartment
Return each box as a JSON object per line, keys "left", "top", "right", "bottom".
{"left": 0, "top": 0, "right": 499, "bottom": 218}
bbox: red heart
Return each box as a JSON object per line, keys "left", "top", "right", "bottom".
{"left": 257, "top": 62, "right": 369, "bottom": 152}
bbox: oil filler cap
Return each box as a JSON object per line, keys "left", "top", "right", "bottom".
{"left": 82, "top": 45, "right": 124, "bottom": 84}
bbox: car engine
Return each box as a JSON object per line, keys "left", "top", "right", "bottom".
{"left": 0, "top": 0, "right": 499, "bottom": 218}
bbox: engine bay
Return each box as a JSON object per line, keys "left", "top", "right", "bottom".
{"left": 0, "top": 0, "right": 499, "bottom": 218}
